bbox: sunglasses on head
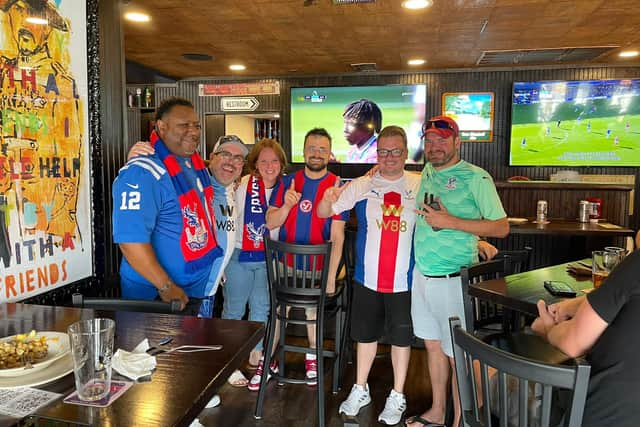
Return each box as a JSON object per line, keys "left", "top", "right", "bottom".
{"left": 423, "top": 119, "right": 456, "bottom": 134}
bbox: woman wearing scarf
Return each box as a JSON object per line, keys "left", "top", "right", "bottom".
{"left": 221, "top": 138, "right": 287, "bottom": 387}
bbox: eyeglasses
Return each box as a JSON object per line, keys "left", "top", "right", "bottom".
{"left": 422, "top": 119, "right": 456, "bottom": 135}
{"left": 216, "top": 150, "right": 245, "bottom": 165}
{"left": 377, "top": 148, "right": 405, "bottom": 157}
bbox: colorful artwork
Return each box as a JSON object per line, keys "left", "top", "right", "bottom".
{"left": 0, "top": 0, "right": 92, "bottom": 302}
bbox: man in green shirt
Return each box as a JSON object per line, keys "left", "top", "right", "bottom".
{"left": 407, "top": 116, "right": 509, "bottom": 427}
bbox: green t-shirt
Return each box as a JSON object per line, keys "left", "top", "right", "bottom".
{"left": 414, "top": 160, "right": 506, "bottom": 275}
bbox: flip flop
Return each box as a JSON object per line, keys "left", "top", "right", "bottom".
{"left": 227, "top": 369, "right": 249, "bottom": 387}
{"left": 405, "top": 415, "right": 446, "bottom": 427}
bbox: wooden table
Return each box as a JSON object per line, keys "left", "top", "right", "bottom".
{"left": 508, "top": 219, "right": 634, "bottom": 236}
{"left": 0, "top": 304, "right": 264, "bottom": 427}
{"left": 468, "top": 260, "right": 594, "bottom": 317}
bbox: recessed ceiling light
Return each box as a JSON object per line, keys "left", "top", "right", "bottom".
{"left": 408, "top": 59, "right": 426, "bottom": 66}
{"left": 124, "top": 12, "right": 151, "bottom": 22}
{"left": 25, "top": 17, "right": 48, "bottom": 25}
{"left": 619, "top": 50, "right": 639, "bottom": 58}
{"left": 402, "top": 0, "right": 432, "bottom": 10}
{"left": 229, "top": 64, "right": 246, "bottom": 71}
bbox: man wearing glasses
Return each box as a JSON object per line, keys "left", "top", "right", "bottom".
{"left": 266, "top": 127, "right": 348, "bottom": 386}
{"left": 113, "top": 97, "right": 248, "bottom": 316}
{"left": 318, "top": 126, "right": 419, "bottom": 425}
{"left": 408, "top": 116, "right": 509, "bottom": 427}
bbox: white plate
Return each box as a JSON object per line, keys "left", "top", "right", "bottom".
{"left": 0, "top": 353, "right": 73, "bottom": 389}
{"left": 0, "top": 332, "right": 70, "bottom": 377}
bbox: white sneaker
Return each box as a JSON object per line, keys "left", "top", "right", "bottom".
{"left": 378, "top": 389, "right": 406, "bottom": 425}
{"left": 338, "top": 383, "right": 372, "bottom": 416}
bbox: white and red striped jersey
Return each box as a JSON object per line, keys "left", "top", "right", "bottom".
{"left": 331, "top": 171, "right": 420, "bottom": 293}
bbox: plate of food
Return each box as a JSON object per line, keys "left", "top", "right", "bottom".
{"left": 0, "top": 331, "right": 71, "bottom": 377}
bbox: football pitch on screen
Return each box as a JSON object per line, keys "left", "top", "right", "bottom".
{"left": 510, "top": 114, "right": 640, "bottom": 166}
{"left": 291, "top": 104, "right": 416, "bottom": 162}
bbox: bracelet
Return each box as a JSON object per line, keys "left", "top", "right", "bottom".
{"left": 158, "top": 281, "right": 172, "bottom": 294}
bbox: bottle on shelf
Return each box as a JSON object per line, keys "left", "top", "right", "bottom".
{"left": 144, "top": 86, "right": 152, "bottom": 108}
{"left": 135, "top": 88, "right": 142, "bottom": 108}
{"left": 127, "top": 90, "right": 134, "bottom": 108}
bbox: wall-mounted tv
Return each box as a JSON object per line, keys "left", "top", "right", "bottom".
{"left": 510, "top": 79, "right": 640, "bottom": 166}
{"left": 442, "top": 92, "right": 494, "bottom": 142}
{"left": 290, "top": 84, "right": 426, "bottom": 163}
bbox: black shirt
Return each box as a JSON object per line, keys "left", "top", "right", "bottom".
{"left": 583, "top": 249, "right": 640, "bottom": 426}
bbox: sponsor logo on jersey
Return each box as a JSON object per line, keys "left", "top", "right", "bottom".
{"left": 300, "top": 199, "right": 313, "bottom": 213}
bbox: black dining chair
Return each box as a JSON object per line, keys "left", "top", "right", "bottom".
{"left": 254, "top": 237, "right": 344, "bottom": 427}
{"left": 460, "top": 258, "right": 507, "bottom": 332}
{"left": 449, "top": 317, "right": 590, "bottom": 427}
{"left": 72, "top": 293, "right": 182, "bottom": 314}
{"left": 494, "top": 246, "right": 533, "bottom": 275}
{"left": 336, "top": 224, "right": 357, "bottom": 383}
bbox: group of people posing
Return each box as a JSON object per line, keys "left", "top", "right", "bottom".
{"left": 111, "top": 95, "right": 637, "bottom": 427}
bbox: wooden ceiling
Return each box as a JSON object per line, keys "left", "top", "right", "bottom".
{"left": 122, "top": 0, "right": 640, "bottom": 79}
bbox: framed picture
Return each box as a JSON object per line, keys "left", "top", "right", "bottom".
{"left": 442, "top": 92, "right": 495, "bottom": 142}
{"left": 0, "top": 0, "right": 96, "bottom": 302}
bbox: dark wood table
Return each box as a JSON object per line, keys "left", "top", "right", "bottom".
{"left": 0, "top": 304, "right": 264, "bottom": 427}
{"left": 508, "top": 219, "right": 634, "bottom": 236}
{"left": 469, "top": 260, "right": 594, "bottom": 317}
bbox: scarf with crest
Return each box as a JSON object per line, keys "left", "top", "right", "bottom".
{"left": 239, "top": 174, "right": 268, "bottom": 262}
{"left": 150, "top": 131, "right": 222, "bottom": 272}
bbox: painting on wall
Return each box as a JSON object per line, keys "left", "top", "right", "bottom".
{"left": 0, "top": 0, "right": 92, "bottom": 302}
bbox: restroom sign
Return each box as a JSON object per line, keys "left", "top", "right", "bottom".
{"left": 220, "top": 97, "right": 259, "bottom": 111}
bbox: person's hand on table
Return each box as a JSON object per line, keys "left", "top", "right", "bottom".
{"left": 532, "top": 299, "right": 556, "bottom": 338}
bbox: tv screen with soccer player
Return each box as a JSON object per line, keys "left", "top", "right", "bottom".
{"left": 290, "top": 84, "right": 426, "bottom": 164}
{"left": 442, "top": 92, "right": 494, "bottom": 142}
{"left": 510, "top": 79, "right": 640, "bottom": 166}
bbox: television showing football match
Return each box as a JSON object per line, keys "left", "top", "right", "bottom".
{"left": 290, "top": 84, "right": 426, "bottom": 164}
{"left": 442, "top": 92, "right": 494, "bottom": 142}
{"left": 510, "top": 79, "right": 640, "bottom": 166}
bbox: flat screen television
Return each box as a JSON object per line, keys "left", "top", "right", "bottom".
{"left": 442, "top": 92, "right": 494, "bottom": 142}
{"left": 290, "top": 84, "right": 426, "bottom": 163}
{"left": 510, "top": 79, "right": 640, "bottom": 166}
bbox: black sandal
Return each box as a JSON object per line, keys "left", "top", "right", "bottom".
{"left": 405, "top": 415, "right": 446, "bottom": 427}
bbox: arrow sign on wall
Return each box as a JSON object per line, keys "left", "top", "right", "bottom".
{"left": 220, "top": 97, "right": 259, "bottom": 111}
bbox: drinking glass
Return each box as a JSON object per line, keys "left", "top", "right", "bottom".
{"left": 604, "top": 246, "right": 626, "bottom": 263}
{"left": 592, "top": 251, "right": 613, "bottom": 289}
{"left": 67, "top": 318, "right": 115, "bottom": 401}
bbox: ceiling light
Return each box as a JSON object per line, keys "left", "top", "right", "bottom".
{"left": 408, "top": 59, "right": 426, "bottom": 66}
{"left": 402, "top": 0, "right": 432, "bottom": 10}
{"left": 124, "top": 12, "right": 151, "bottom": 22}
{"left": 229, "top": 64, "right": 246, "bottom": 71}
{"left": 273, "top": 114, "right": 280, "bottom": 119}
{"left": 26, "top": 17, "right": 48, "bottom": 25}
{"left": 619, "top": 50, "right": 639, "bottom": 58}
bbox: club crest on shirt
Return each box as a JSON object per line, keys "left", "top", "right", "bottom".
{"left": 182, "top": 204, "right": 208, "bottom": 251}
{"left": 246, "top": 222, "right": 266, "bottom": 248}
{"left": 299, "top": 199, "right": 313, "bottom": 213}
{"left": 445, "top": 177, "right": 457, "bottom": 190}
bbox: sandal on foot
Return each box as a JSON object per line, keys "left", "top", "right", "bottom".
{"left": 227, "top": 369, "right": 249, "bottom": 387}
{"left": 405, "top": 415, "right": 446, "bottom": 427}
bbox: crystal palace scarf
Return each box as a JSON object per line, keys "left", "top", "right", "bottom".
{"left": 239, "top": 175, "right": 268, "bottom": 262}
{"left": 150, "top": 131, "right": 222, "bottom": 272}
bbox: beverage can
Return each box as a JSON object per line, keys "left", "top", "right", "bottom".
{"left": 587, "top": 197, "right": 602, "bottom": 219}
{"left": 579, "top": 200, "right": 590, "bottom": 223}
{"left": 536, "top": 200, "right": 547, "bottom": 222}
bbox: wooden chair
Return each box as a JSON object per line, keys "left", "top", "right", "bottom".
{"left": 449, "top": 317, "right": 590, "bottom": 427}
{"left": 72, "top": 293, "right": 182, "bottom": 314}
{"left": 254, "top": 237, "right": 344, "bottom": 427}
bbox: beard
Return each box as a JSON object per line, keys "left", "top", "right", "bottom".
{"left": 427, "top": 150, "right": 455, "bottom": 167}
{"left": 305, "top": 157, "right": 327, "bottom": 172}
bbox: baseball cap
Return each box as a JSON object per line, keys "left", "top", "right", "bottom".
{"left": 213, "top": 135, "right": 249, "bottom": 157}
{"left": 423, "top": 115, "right": 459, "bottom": 139}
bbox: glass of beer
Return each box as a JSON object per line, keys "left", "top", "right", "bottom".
{"left": 592, "top": 250, "right": 614, "bottom": 289}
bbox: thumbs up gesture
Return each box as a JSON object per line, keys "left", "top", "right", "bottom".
{"left": 284, "top": 180, "right": 301, "bottom": 208}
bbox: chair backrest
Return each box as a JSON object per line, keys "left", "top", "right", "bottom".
{"left": 495, "top": 246, "right": 533, "bottom": 275}
{"left": 263, "top": 236, "right": 332, "bottom": 300}
{"left": 72, "top": 293, "right": 182, "bottom": 314}
{"left": 449, "top": 317, "right": 590, "bottom": 427}
{"left": 460, "top": 259, "right": 507, "bottom": 331}
{"left": 340, "top": 224, "right": 357, "bottom": 288}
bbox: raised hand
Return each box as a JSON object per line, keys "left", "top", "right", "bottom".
{"left": 321, "top": 177, "right": 347, "bottom": 205}
{"left": 283, "top": 180, "right": 301, "bottom": 208}
{"left": 421, "top": 197, "right": 453, "bottom": 230}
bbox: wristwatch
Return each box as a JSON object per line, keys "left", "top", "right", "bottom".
{"left": 158, "top": 281, "right": 173, "bottom": 294}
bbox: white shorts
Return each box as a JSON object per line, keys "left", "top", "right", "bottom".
{"left": 411, "top": 270, "right": 467, "bottom": 357}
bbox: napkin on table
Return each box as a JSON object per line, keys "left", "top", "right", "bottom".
{"left": 112, "top": 338, "right": 157, "bottom": 381}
